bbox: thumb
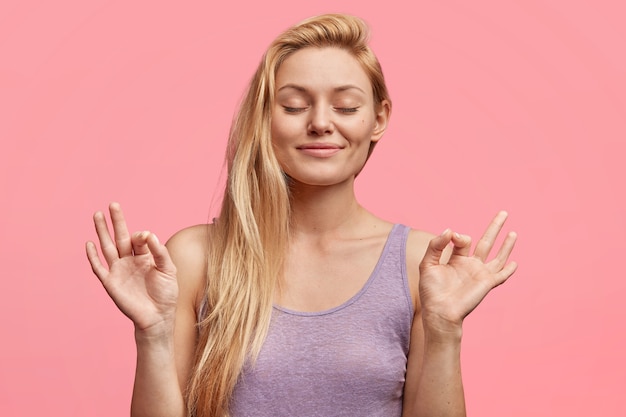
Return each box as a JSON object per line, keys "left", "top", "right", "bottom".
{"left": 421, "top": 229, "right": 452, "bottom": 268}
{"left": 146, "top": 233, "right": 176, "bottom": 274}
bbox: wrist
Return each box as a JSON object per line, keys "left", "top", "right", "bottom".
{"left": 134, "top": 319, "right": 176, "bottom": 346}
{"left": 421, "top": 311, "right": 463, "bottom": 344}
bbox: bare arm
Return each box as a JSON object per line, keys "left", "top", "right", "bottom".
{"left": 403, "top": 298, "right": 466, "bottom": 417}
{"left": 403, "top": 212, "right": 518, "bottom": 417}
{"left": 86, "top": 203, "right": 207, "bottom": 417}
{"left": 131, "top": 225, "right": 207, "bottom": 416}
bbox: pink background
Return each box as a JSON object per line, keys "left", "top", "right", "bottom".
{"left": 1, "top": 1, "right": 624, "bottom": 415}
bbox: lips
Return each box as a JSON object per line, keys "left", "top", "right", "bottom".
{"left": 296, "top": 143, "right": 343, "bottom": 158}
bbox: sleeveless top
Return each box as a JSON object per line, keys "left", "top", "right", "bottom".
{"left": 227, "top": 224, "right": 414, "bottom": 417}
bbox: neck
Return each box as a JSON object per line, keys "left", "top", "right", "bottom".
{"left": 288, "top": 178, "right": 365, "bottom": 237}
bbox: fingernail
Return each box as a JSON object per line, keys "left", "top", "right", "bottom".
{"left": 153, "top": 234, "right": 160, "bottom": 244}
{"left": 441, "top": 228, "right": 450, "bottom": 236}
{"left": 454, "top": 232, "right": 461, "bottom": 239}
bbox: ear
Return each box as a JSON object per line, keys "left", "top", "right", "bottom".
{"left": 371, "top": 99, "right": 391, "bottom": 142}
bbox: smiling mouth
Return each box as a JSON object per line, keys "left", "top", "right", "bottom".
{"left": 296, "top": 145, "right": 342, "bottom": 158}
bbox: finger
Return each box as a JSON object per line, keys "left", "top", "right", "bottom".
{"left": 451, "top": 232, "right": 472, "bottom": 257}
{"left": 493, "top": 261, "right": 518, "bottom": 287}
{"left": 93, "top": 210, "right": 119, "bottom": 266}
{"left": 489, "top": 231, "right": 518, "bottom": 270}
{"left": 146, "top": 233, "right": 175, "bottom": 273}
{"left": 109, "top": 202, "right": 132, "bottom": 258}
{"left": 473, "top": 211, "right": 508, "bottom": 261}
{"left": 131, "top": 231, "right": 150, "bottom": 256}
{"left": 86, "top": 241, "right": 108, "bottom": 281}
{"left": 421, "top": 229, "right": 453, "bottom": 268}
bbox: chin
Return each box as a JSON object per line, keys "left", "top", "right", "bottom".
{"left": 285, "top": 172, "right": 356, "bottom": 188}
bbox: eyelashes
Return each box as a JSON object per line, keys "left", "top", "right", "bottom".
{"left": 282, "top": 106, "right": 360, "bottom": 114}
{"left": 283, "top": 107, "right": 306, "bottom": 113}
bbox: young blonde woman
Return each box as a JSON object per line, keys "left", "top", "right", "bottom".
{"left": 86, "top": 14, "right": 517, "bottom": 417}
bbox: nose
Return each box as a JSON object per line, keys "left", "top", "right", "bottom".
{"left": 307, "top": 105, "right": 334, "bottom": 136}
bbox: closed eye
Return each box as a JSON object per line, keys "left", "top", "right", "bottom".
{"left": 336, "top": 107, "right": 359, "bottom": 113}
{"left": 283, "top": 106, "right": 307, "bottom": 113}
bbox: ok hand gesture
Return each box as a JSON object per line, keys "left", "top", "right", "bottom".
{"left": 418, "top": 211, "right": 518, "bottom": 335}
{"left": 86, "top": 203, "right": 179, "bottom": 334}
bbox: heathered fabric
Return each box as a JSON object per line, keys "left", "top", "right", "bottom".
{"left": 229, "top": 224, "right": 414, "bottom": 417}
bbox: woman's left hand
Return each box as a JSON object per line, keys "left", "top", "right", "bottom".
{"left": 418, "top": 211, "right": 518, "bottom": 337}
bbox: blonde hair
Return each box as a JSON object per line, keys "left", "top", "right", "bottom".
{"left": 185, "top": 14, "right": 391, "bottom": 416}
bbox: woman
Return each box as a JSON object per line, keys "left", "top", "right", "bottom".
{"left": 86, "top": 14, "right": 517, "bottom": 417}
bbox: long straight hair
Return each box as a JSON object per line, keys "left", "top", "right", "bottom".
{"left": 185, "top": 14, "right": 391, "bottom": 417}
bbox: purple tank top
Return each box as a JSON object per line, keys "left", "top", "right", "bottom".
{"left": 229, "top": 224, "right": 414, "bottom": 417}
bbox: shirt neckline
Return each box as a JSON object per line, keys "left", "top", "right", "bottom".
{"left": 273, "top": 224, "right": 400, "bottom": 317}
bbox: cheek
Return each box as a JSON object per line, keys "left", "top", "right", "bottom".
{"left": 270, "top": 117, "right": 295, "bottom": 166}
{"left": 270, "top": 121, "right": 285, "bottom": 150}
{"left": 345, "top": 116, "right": 376, "bottom": 139}
{"left": 271, "top": 114, "right": 296, "bottom": 141}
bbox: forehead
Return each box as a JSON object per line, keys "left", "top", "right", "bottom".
{"left": 275, "top": 47, "right": 371, "bottom": 94}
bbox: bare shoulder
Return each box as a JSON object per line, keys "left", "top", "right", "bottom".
{"left": 406, "top": 229, "right": 436, "bottom": 263}
{"left": 166, "top": 224, "right": 212, "bottom": 309}
{"left": 166, "top": 224, "right": 211, "bottom": 267}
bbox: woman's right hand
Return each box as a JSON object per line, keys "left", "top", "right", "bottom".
{"left": 86, "top": 202, "right": 179, "bottom": 336}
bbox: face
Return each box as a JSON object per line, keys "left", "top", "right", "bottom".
{"left": 271, "top": 47, "right": 389, "bottom": 188}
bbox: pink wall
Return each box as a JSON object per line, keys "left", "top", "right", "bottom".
{"left": 1, "top": 1, "right": 624, "bottom": 415}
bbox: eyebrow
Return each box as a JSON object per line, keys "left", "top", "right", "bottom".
{"left": 277, "top": 83, "right": 366, "bottom": 94}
